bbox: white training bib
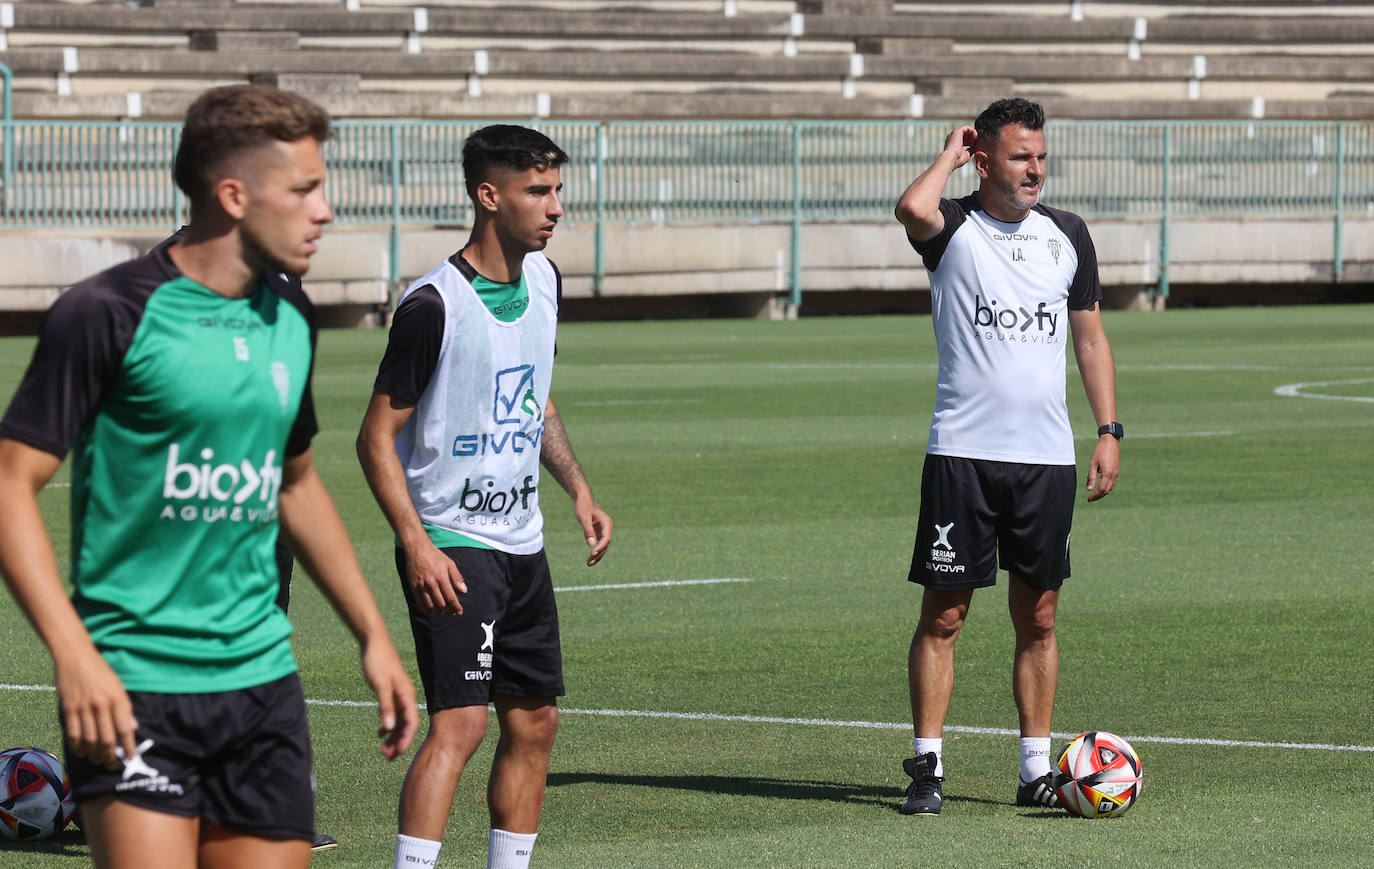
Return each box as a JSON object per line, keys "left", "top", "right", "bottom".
{"left": 394, "top": 253, "right": 559, "bottom": 554}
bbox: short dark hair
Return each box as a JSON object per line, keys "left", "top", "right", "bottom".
{"left": 462, "top": 125, "right": 569, "bottom": 200}
{"left": 974, "top": 98, "right": 1046, "bottom": 147}
{"left": 173, "top": 85, "right": 331, "bottom": 205}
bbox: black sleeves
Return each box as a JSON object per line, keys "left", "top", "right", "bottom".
{"left": 373, "top": 285, "right": 445, "bottom": 404}
{"left": 1039, "top": 206, "right": 1104, "bottom": 311}
{"left": 266, "top": 271, "right": 321, "bottom": 458}
{"left": 0, "top": 271, "right": 148, "bottom": 458}
{"left": 907, "top": 195, "right": 975, "bottom": 272}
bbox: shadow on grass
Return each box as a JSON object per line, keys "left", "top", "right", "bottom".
{"left": 548, "top": 771, "right": 1010, "bottom": 812}
{"left": 1018, "top": 809, "right": 1082, "bottom": 820}
{"left": 0, "top": 827, "right": 87, "bottom": 859}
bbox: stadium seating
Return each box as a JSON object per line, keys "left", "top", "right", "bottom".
{"left": 1, "top": 1, "right": 1372, "bottom": 120}
{"left": 1, "top": 1, "right": 1369, "bottom": 321}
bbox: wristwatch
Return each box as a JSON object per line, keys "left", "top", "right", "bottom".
{"left": 1097, "top": 422, "right": 1125, "bottom": 439}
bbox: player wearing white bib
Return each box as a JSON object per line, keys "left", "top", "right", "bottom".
{"left": 357, "top": 125, "right": 612, "bottom": 869}
{"left": 894, "top": 99, "right": 1122, "bottom": 815}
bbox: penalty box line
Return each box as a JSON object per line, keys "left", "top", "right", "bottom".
{"left": 3, "top": 683, "right": 1369, "bottom": 754}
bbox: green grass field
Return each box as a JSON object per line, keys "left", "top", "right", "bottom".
{"left": 2, "top": 306, "right": 1373, "bottom": 867}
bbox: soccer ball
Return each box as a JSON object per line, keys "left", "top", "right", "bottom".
{"left": 1053, "top": 731, "right": 1142, "bottom": 818}
{"left": 0, "top": 746, "right": 76, "bottom": 841}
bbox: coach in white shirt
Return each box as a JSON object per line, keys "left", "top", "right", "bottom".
{"left": 892, "top": 98, "right": 1122, "bottom": 817}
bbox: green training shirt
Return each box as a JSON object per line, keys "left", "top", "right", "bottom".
{"left": 0, "top": 244, "right": 318, "bottom": 692}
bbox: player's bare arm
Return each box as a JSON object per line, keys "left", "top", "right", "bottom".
{"left": 0, "top": 438, "right": 138, "bottom": 770}
{"left": 277, "top": 447, "right": 418, "bottom": 760}
{"left": 895, "top": 125, "right": 977, "bottom": 242}
{"left": 356, "top": 391, "right": 468, "bottom": 615}
{"left": 540, "top": 397, "right": 612, "bottom": 566}
{"left": 1069, "top": 305, "right": 1121, "bottom": 501}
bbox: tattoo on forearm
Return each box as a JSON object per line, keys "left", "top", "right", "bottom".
{"left": 541, "top": 405, "right": 588, "bottom": 493}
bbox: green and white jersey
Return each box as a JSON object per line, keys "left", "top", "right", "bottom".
{"left": 0, "top": 244, "right": 318, "bottom": 693}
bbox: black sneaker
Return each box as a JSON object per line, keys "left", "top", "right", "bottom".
{"left": 899, "top": 751, "right": 943, "bottom": 815}
{"left": 1016, "top": 771, "right": 1064, "bottom": 808}
{"left": 311, "top": 832, "right": 339, "bottom": 852}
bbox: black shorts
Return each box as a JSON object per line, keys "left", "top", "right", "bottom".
{"left": 908, "top": 454, "right": 1076, "bottom": 591}
{"left": 397, "top": 546, "right": 564, "bottom": 711}
{"left": 62, "top": 672, "right": 314, "bottom": 841}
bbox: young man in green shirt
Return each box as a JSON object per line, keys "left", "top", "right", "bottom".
{"left": 0, "top": 85, "right": 417, "bottom": 868}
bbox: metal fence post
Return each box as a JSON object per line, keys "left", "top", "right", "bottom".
{"left": 389, "top": 122, "right": 402, "bottom": 288}
{"left": 1156, "top": 123, "right": 1172, "bottom": 302}
{"left": 594, "top": 122, "right": 606, "bottom": 295}
{"left": 173, "top": 131, "right": 184, "bottom": 228}
{"left": 1334, "top": 122, "right": 1346, "bottom": 281}
{"left": 789, "top": 121, "right": 802, "bottom": 315}
{"left": 1, "top": 62, "right": 12, "bottom": 218}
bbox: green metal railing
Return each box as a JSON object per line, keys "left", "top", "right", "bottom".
{"left": 0, "top": 63, "right": 11, "bottom": 205}
{"left": 1, "top": 119, "right": 1369, "bottom": 304}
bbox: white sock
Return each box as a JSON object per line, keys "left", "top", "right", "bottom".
{"left": 488, "top": 829, "right": 538, "bottom": 869}
{"left": 913, "top": 737, "right": 943, "bottom": 778}
{"left": 396, "top": 833, "right": 442, "bottom": 868}
{"left": 1020, "top": 737, "right": 1052, "bottom": 782}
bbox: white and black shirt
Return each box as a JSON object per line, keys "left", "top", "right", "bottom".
{"left": 909, "top": 194, "right": 1102, "bottom": 465}
{"left": 377, "top": 252, "right": 560, "bottom": 554}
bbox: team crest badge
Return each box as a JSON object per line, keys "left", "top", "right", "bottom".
{"left": 271, "top": 361, "right": 291, "bottom": 411}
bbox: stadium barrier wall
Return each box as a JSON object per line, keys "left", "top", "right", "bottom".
{"left": 1, "top": 119, "right": 1369, "bottom": 323}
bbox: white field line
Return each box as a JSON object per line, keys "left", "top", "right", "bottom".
{"left": 42, "top": 483, "right": 71, "bottom": 489}
{"left": 565, "top": 361, "right": 1374, "bottom": 374}
{"left": 763, "top": 362, "right": 929, "bottom": 371}
{"left": 1, "top": 683, "right": 1369, "bottom": 753}
{"left": 569, "top": 399, "right": 705, "bottom": 407}
{"left": 556, "top": 709, "right": 1374, "bottom": 753}
{"left": 564, "top": 362, "right": 933, "bottom": 372}
{"left": 1115, "top": 364, "right": 1374, "bottom": 373}
{"left": 555, "top": 578, "right": 751, "bottom": 593}
{"left": 1274, "top": 378, "right": 1374, "bottom": 404}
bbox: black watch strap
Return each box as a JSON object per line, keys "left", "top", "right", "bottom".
{"left": 1097, "top": 422, "right": 1124, "bottom": 439}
